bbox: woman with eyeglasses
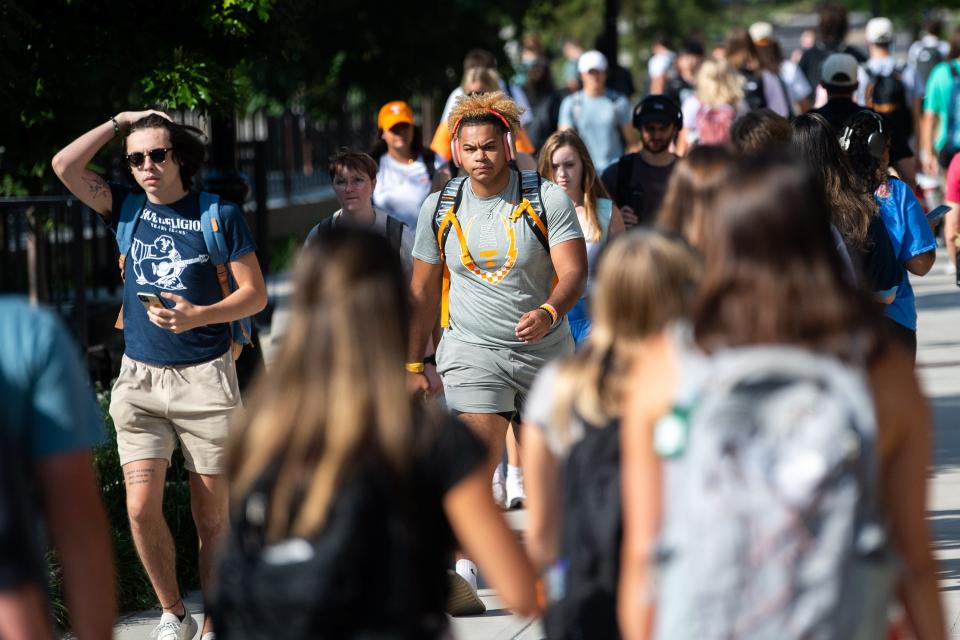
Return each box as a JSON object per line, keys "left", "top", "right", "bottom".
{"left": 305, "top": 149, "right": 416, "bottom": 275}
{"left": 370, "top": 101, "right": 450, "bottom": 231}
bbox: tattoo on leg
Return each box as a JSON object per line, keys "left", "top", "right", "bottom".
{"left": 82, "top": 174, "right": 109, "bottom": 199}
{"left": 125, "top": 468, "right": 155, "bottom": 487}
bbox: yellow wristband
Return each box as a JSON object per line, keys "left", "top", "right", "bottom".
{"left": 405, "top": 362, "right": 425, "bottom": 374}
{"left": 539, "top": 303, "right": 559, "bottom": 326}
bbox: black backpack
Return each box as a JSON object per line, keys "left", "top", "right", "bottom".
{"left": 865, "top": 69, "right": 910, "bottom": 119}
{"left": 312, "top": 212, "right": 405, "bottom": 253}
{"left": 739, "top": 68, "right": 768, "bottom": 111}
{"left": 211, "top": 466, "right": 425, "bottom": 640}
{"left": 544, "top": 418, "right": 622, "bottom": 640}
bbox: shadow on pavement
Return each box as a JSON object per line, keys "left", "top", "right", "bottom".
{"left": 932, "top": 395, "right": 960, "bottom": 475}
{"left": 916, "top": 291, "right": 960, "bottom": 311}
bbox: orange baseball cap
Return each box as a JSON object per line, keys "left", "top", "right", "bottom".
{"left": 378, "top": 101, "right": 415, "bottom": 131}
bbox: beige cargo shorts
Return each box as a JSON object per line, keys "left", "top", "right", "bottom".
{"left": 109, "top": 350, "right": 240, "bottom": 474}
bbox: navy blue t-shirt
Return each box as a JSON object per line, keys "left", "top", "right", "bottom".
{"left": 107, "top": 184, "right": 256, "bottom": 365}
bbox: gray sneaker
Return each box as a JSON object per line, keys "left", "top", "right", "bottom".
{"left": 150, "top": 607, "right": 198, "bottom": 640}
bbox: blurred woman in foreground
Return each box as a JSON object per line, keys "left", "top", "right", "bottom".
{"left": 212, "top": 229, "right": 539, "bottom": 639}
{"left": 619, "top": 155, "right": 945, "bottom": 640}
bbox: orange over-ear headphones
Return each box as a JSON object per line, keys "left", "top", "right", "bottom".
{"left": 449, "top": 109, "right": 515, "bottom": 167}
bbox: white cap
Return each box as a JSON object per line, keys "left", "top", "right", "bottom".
{"left": 865, "top": 17, "right": 894, "bottom": 44}
{"left": 821, "top": 53, "right": 860, "bottom": 87}
{"left": 578, "top": 50, "right": 608, "bottom": 74}
{"left": 749, "top": 22, "right": 774, "bottom": 44}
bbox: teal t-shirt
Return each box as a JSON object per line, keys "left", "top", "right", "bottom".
{"left": 923, "top": 60, "right": 960, "bottom": 151}
{"left": 0, "top": 296, "right": 105, "bottom": 458}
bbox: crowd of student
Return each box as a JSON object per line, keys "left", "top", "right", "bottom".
{"left": 3, "top": 5, "right": 960, "bottom": 640}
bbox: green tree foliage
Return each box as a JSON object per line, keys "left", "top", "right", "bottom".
{"left": 0, "top": 0, "right": 273, "bottom": 196}
{"left": 0, "top": 0, "right": 528, "bottom": 196}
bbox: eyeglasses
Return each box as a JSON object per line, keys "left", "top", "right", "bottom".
{"left": 125, "top": 147, "right": 172, "bottom": 168}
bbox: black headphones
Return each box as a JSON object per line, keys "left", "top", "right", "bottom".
{"left": 839, "top": 110, "right": 886, "bottom": 160}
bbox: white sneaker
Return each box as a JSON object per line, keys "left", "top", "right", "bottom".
{"left": 201, "top": 633, "right": 216, "bottom": 640}
{"left": 446, "top": 559, "right": 486, "bottom": 616}
{"left": 491, "top": 467, "right": 506, "bottom": 508}
{"left": 150, "top": 608, "right": 198, "bottom": 640}
{"left": 944, "top": 261, "right": 957, "bottom": 276}
{"left": 506, "top": 470, "right": 526, "bottom": 509}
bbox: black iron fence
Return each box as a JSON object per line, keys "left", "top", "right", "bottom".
{"left": 0, "top": 197, "right": 121, "bottom": 349}
{"left": 0, "top": 104, "right": 382, "bottom": 355}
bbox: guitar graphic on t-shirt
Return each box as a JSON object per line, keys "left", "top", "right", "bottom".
{"left": 148, "top": 255, "right": 209, "bottom": 278}
{"left": 131, "top": 235, "right": 207, "bottom": 290}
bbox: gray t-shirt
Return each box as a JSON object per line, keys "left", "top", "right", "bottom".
{"left": 412, "top": 171, "right": 584, "bottom": 350}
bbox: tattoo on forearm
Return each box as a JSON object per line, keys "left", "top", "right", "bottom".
{"left": 124, "top": 468, "right": 155, "bottom": 487}
{"left": 82, "top": 174, "right": 109, "bottom": 199}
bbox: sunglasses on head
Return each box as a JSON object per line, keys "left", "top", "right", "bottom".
{"left": 125, "top": 147, "right": 172, "bottom": 168}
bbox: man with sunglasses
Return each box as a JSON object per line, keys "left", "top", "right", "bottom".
{"left": 52, "top": 110, "right": 267, "bottom": 640}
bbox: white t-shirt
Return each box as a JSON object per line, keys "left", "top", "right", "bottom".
{"left": 373, "top": 153, "right": 445, "bottom": 231}
{"left": 779, "top": 60, "right": 813, "bottom": 103}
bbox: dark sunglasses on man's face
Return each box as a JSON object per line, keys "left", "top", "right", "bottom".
{"left": 125, "top": 147, "right": 172, "bottom": 168}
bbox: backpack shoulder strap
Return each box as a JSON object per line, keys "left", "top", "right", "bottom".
{"left": 615, "top": 154, "right": 636, "bottom": 208}
{"left": 571, "top": 91, "right": 584, "bottom": 132}
{"left": 385, "top": 214, "right": 405, "bottom": 253}
{"left": 519, "top": 169, "right": 549, "bottom": 254}
{"left": 597, "top": 198, "right": 614, "bottom": 242}
{"left": 433, "top": 176, "right": 467, "bottom": 262}
{"left": 116, "top": 192, "right": 147, "bottom": 256}
{"left": 199, "top": 192, "right": 227, "bottom": 266}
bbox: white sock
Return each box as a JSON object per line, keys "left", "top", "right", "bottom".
{"left": 492, "top": 465, "right": 504, "bottom": 483}
{"left": 506, "top": 464, "right": 522, "bottom": 481}
{"left": 456, "top": 559, "right": 479, "bottom": 591}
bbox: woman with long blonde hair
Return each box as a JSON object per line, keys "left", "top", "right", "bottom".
{"left": 522, "top": 231, "right": 698, "bottom": 639}
{"left": 538, "top": 129, "right": 625, "bottom": 344}
{"left": 678, "top": 58, "right": 746, "bottom": 152}
{"left": 211, "top": 228, "right": 540, "bottom": 638}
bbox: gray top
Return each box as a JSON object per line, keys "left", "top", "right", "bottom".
{"left": 305, "top": 207, "right": 414, "bottom": 274}
{"left": 524, "top": 362, "right": 580, "bottom": 458}
{"left": 413, "top": 171, "right": 584, "bottom": 350}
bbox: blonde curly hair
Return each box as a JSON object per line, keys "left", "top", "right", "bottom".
{"left": 446, "top": 90, "right": 524, "bottom": 138}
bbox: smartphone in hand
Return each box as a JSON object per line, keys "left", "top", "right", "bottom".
{"left": 136, "top": 291, "right": 164, "bottom": 310}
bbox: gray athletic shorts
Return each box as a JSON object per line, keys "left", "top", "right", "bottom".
{"left": 436, "top": 334, "right": 573, "bottom": 417}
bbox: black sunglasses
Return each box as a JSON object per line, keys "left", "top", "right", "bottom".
{"left": 125, "top": 147, "right": 172, "bottom": 168}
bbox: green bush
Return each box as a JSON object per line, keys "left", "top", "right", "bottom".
{"left": 49, "top": 384, "right": 201, "bottom": 630}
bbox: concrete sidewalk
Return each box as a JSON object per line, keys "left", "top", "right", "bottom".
{"left": 915, "top": 252, "right": 960, "bottom": 637}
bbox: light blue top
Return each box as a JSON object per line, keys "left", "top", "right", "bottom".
{"left": 0, "top": 296, "right": 105, "bottom": 458}
{"left": 558, "top": 90, "right": 632, "bottom": 171}
{"left": 875, "top": 179, "right": 937, "bottom": 330}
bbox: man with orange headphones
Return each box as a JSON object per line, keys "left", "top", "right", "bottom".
{"left": 406, "top": 91, "right": 586, "bottom": 615}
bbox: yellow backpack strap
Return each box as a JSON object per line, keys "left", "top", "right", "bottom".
{"left": 434, "top": 177, "right": 467, "bottom": 327}
{"left": 516, "top": 170, "right": 550, "bottom": 254}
